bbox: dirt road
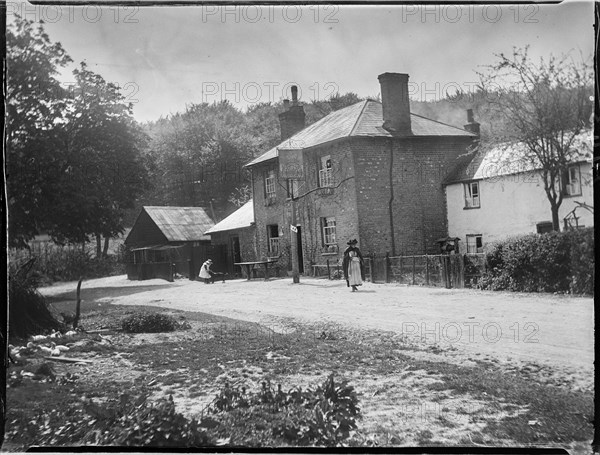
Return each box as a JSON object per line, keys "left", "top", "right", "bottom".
{"left": 41, "top": 275, "right": 594, "bottom": 382}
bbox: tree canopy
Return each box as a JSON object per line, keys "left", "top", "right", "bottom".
{"left": 7, "top": 16, "right": 149, "bottom": 250}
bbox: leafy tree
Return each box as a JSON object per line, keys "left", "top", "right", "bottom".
{"left": 53, "top": 62, "right": 149, "bottom": 257}
{"left": 7, "top": 17, "right": 149, "bottom": 255}
{"left": 478, "top": 47, "right": 593, "bottom": 231}
{"left": 6, "top": 16, "right": 72, "bottom": 248}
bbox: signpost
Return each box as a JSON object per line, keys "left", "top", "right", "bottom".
{"left": 279, "top": 148, "right": 304, "bottom": 283}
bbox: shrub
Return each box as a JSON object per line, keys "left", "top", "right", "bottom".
{"left": 121, "top": 312, "right": 179, "bottom": 333}
{"left": 207, "top": 374, "right": 361, "bottom": 446}
{"left": 9, "top": 259, "right": 64, "bottom": 339}
{"left": 20, "top": 394, "right": 215, "bottom": 447}
{"left": 9, "top": 243, "right": 126, "bottom": 285}
{"left": 479, "top": 228, "right": 594, "bottom": 294}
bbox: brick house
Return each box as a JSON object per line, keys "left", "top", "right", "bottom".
{"left": 244, "top": 73, "right": 478, "bottom": 275}
{"left": 444, "top": 130, "right": 594, "bottom": 252}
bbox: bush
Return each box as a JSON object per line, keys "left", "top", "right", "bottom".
{"left": 121, "top": 312, "right": 179, "bottom": 333}
{"left": 9, "top": 259, "right": 64, "bottom": 339}
{"left": 10, "top": 243, "right": 126, "bottom": 285}
{"left": 21, "top": 394, "right": 215, "bottom": 447}
{"left": 479, "top": 228, "right": 594, "bottom": 294}
{"left": 206, "top": 374, "right": 361, "bottom": 446}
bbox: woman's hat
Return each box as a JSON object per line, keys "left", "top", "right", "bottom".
{"left": 347, "top": 239, "right": 358, "bottom": 245}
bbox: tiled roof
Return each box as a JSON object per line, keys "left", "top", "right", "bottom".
{"left": 245, "top": 100, "right": 475, "bottom": 167}
{"left": 444, "top": 130, "right": 593, "bottom": 184}
{"left": 205, "top": 200, "right": 254, "bottom": 234}
{"left": 143, "top": 206, "right": 215, "bottom": 241}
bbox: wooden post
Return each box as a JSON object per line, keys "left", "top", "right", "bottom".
{"left": 290, "top": 199, "right": 300, "bottom": 284}
{"left": 412, "top": 256, "right": 416, "bottom": 285}
{"left": 384, "top": 252, "right": 390, "bottom": 283}
{"left": 73, "top": 278, "right": 83, "bottom": 329}
{"left": 327, "top": 259, "right": 331, "bottom": 280}
{"left": 425, "top": 255, "right": 430, "bottom": 286}
{"left": 398, "top": 256, "right": 403, "bottom": 284}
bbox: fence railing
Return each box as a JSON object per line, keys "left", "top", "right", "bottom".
{"left": 364, "top": 253, "right": 486, "bottom": 289}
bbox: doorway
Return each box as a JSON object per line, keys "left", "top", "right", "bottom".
{"left": 296, "top": 226, "right": 304, "bottom": 273}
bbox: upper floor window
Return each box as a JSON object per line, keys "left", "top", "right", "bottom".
{"left": 562, "top": 165, "right": 582, "bottom": 197}
{"left": 464, "top": 181, "right": 480, "bottom": 208}
{"left": 264, "top": 168, "right": 276, "bottom": 198}
{"left": 318, "top": 155, "right": 333, "bottom": 187}
{"left": 321, "top": 217, "right": 336, "bottom": 246}
{"left": 466, "top": 234, "right": 483, "bottom": 253}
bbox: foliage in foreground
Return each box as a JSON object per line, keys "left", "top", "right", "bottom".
{"left": 9, "top": 259, "right": 64, "bottom": 339}
{"left": 121, "top": 313, "right": 181, "bottom": 333}
{"left": 478, "top": 228, "right": 594, "bottom": 294}
{"left": 207, "top": 374, "right": 361, "bottom": 446}
{"left": 15, "top": 375, "right": 360, "bottom": 448}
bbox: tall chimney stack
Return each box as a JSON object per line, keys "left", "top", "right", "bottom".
{"left": 279, "top": 85, "right": 306, "bottom": 141}
{"left": 378, "top": 72, "right": 412, "bottom": 135}
{"left": 464, "top": 109, "right": 480, "bottom": 136}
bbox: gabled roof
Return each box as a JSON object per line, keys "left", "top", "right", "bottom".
{"left": 142, "top": 206, "right": 215, "bottom": 242}
{"left": 205, "top": 200, "right": 254, "bottom": 234}
{"left": 245, "top": 100, "right": 475, "bottom": 167}
{"left": 444, "top": 130, "right": 593, "bottom": 184}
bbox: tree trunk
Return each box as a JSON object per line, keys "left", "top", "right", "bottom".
{"left": 96, "top": 234, "right": 102, "bottom": 259}
{"left": 102, "top": 237, "right": 110, "bottom": 258}
{"left": 551, "top": 205, "right": 561, "bottom": 231}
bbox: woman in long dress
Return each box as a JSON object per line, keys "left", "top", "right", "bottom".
{"left": 342, "top": 239, "right": 365, "bottom": 292}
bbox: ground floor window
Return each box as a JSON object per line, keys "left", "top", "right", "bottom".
{"left": 267, "top": 224, "right": 280, "bottom": 256}
{"left": 321, "top": 217, "right": 336, "bottom": 246}
{"left": 536, "top": 222, "right": 553, "bottom": 234}
{"left": 466, "top": 234, "right": 483, "bottom": 253}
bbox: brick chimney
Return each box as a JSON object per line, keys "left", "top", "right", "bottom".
{"left": 378, "top": 72, "right": 412, "bottom": 135}
{"left": 464, "top": 109, "right": 480, "bottom": 136}
{"left": 279, "top": 85, "right": 306, "bottom": 141}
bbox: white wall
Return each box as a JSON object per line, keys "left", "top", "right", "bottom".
{"left": 446, "top": 163, "right": 594, "bottom": 249}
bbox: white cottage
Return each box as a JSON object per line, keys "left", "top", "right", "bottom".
{"left": 444, "top": 131, "right": 594, "bottom": 252}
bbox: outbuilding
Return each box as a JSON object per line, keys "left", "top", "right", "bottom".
{"left": 124, "top": 206, "right": 225, "bottom": 281}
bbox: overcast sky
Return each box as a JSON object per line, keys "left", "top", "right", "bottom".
{"left": 9, "top": 2, "right": 594, "bottom": 123}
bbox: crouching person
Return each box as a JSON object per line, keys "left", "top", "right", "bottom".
{"left": 199, "top": 259, "right": 227, "bottom": 284}
{"left": 199, "top": 259, "right": 215, "bottom": 284}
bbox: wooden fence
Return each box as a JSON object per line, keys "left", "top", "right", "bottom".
{"left": 365, "top": 253, "right": 486, "bottom": 289}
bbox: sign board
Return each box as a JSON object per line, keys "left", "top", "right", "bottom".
{"left": 278, "top": 148, "right": 305, "bottom": 180}
{"left": 290, "top": 225, "right": 298, "bottom": 233}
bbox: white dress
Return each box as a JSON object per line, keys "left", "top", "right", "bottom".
{"left": 348, "top": 251, "right": 363, "bottom": 286}
{"left": 199, "top": 262, "right": 212, "bottom": 279}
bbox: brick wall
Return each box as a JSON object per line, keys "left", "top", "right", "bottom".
{"left": 209, "top": 227, "right": 257, "bottom": 276}
{"left": 353, "top": 136, "right": 475, "bottom": 256}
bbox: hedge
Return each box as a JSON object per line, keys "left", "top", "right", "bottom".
{"left": 478, "top": 227, "right": 594, "bottom": 295}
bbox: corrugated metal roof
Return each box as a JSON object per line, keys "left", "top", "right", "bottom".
{"left": 205, "top": 199, "right": 254, "bottom": 234}
{"left": 245, "top": 100, "right": 476, "bottom": 167}
{"left": 445, "top": 130, "right": 593, "bottom": 184}
{"left": 143, "top": 206, "right": 215, "bottom": 242}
